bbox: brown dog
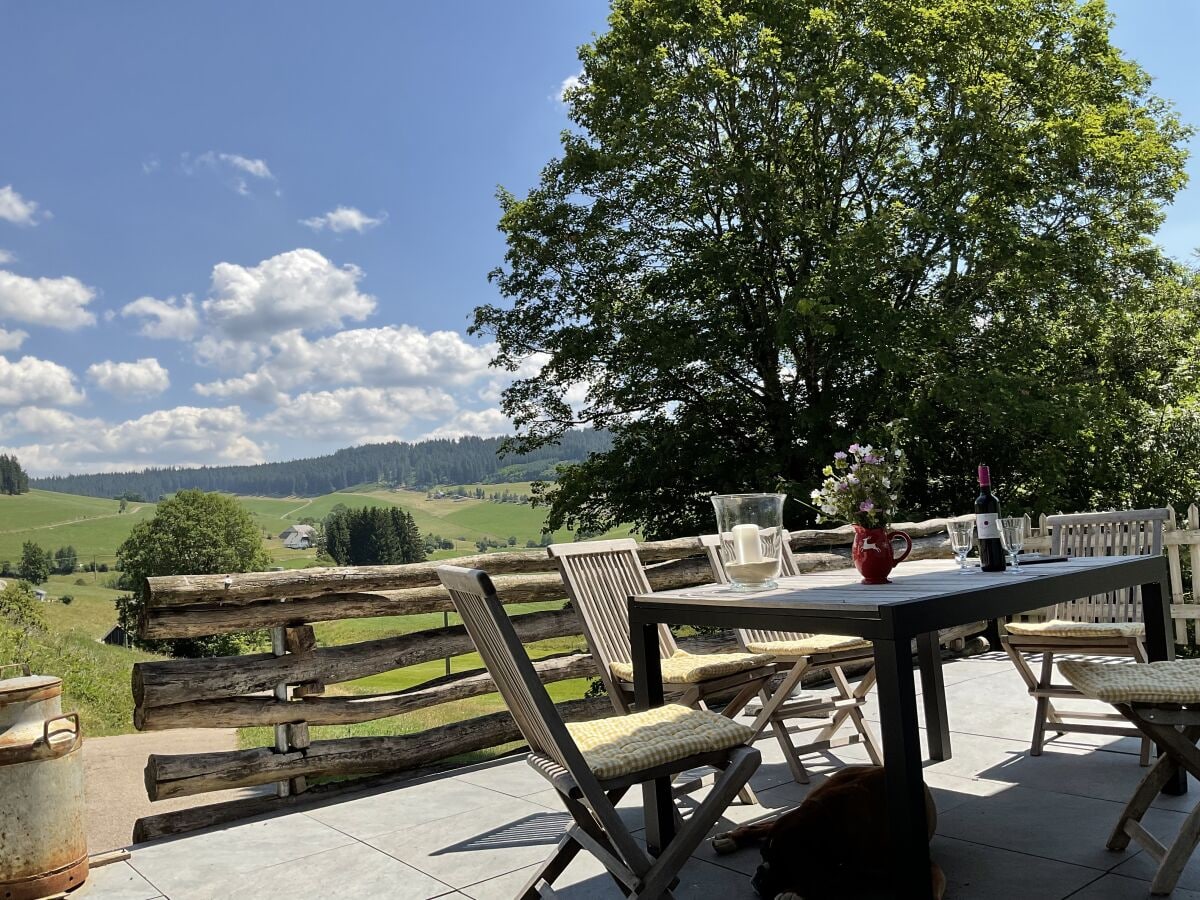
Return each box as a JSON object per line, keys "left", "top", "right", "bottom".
{"left": 712, "top": 766, "right": 946, "bottom": 899}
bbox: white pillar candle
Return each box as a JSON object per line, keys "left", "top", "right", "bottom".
{"left": 731, "top": 524, "right": 763, "bottom": 564}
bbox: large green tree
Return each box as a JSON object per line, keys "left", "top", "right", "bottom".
{"left": 474, "top": 0, "right": 1197, "bottom": 538}
{"left": 116, "top": 489, "right": 271, "bottom": 657}
{"left": 18, "top": 541, "right": 51, "bottom": 585}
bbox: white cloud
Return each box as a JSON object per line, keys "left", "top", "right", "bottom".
{"left": 212, "top": 153, "right": 272, "bottom": 180}
{"left": 184, "top": 151, "right": 275, "bottom": 196}
{"left": 1, "top": 404, "right": 265, "bottom": 473}
{"left": 0, "top": 185, "right": 47, "bottom": 226}
{"left": 258, "top": 386, "right": 451, "bottom": 441}
{"left": 86, "top": 358, "right": 170, "bottom": 398}
{"left": 0, "top": 328, "right": 27, "bottom": 351}
{"left": 0, "top": 249, "right": 15, "bottom": 264}
{"left": 0, "top": 355, "right": 85, "bottom": 407}
{"left": 419, "top": 407, "right": 511, "bottom": 440}
{"left": 202, "top": 248, "right": 376, "bottom": 340}
{"left": 557, "top": 71, "right": 584, "bottom": 103}
{"left": 121, "top": 294, "right": 200, "bottom": 340}
{"left": 300, "top": 206, "right": 387, "bottom": 234}
{"left": 0, "top": 270, "right": 96, "bottom": 330}
{"left": 195, "top": 325, "right": 494, "bottom": 398}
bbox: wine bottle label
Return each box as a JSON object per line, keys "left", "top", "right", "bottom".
{"left": 976, "top": 513, "right": 1001, "bottom": 540}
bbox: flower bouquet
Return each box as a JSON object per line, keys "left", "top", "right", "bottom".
{"left": 810, "top": 444, "right": 912, "bottom": 584}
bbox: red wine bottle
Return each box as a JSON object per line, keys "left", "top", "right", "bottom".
{"left": 975, "top": 464, "right": 1005, "bottom": 571}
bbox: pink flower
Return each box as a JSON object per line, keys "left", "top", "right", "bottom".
{"left": 848, "top": 443, "right": 862, "bottom": 454}
{"left": 859, "top": 500, "right": 876, "bottom": 512}
{"left": 833, "top": 451, "right": 848, "bottom": 460}
{"left": 863, "top": 453, "right": 883, "bottom": 464}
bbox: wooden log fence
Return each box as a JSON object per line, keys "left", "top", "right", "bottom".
{"left": 130, "top": 509, "right": 1200, "bottom": 840}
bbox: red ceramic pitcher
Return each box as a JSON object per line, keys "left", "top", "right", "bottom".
{"left": 851, "top": 525, "right": 913, "bottom": 584}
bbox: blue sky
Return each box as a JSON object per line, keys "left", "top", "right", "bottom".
{"left": 0, "top": 0, "right": 1196, "bottom": 475}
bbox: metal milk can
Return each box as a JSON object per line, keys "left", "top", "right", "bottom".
{"left": 0, "top": 664, "right": 88, "bottom": 900}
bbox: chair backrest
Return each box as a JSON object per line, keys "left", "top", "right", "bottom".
{"left": 436, "top": 565, "right": 596, "bottom": 782}
{"left": 1047, "top": 508, "right": 1170, "bottom": 622}
{"left": 548, "top": 539, "right": 678, "bottom": 698}
{"left": 699, "top": 532, "right": 811, "bottom": 647}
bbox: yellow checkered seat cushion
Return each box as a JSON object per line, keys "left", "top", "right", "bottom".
{"left": 609, "top": 649, "right": 773, "bottom": 685}
{"left": 1058, "top": 659, "right": 1200, "bottom": 704}
{"left": 744, "top": 634, "right": 872, "bottom": 657}
{"left": 1005, "top": 619, "right": 1145, "bottom": 638}
{"left": 565, "top": 704, "right": 754, "bottom": 779}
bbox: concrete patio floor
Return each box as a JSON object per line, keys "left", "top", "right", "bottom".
{"left": 79, "top": 653, "right": 1200, "bottom": 899}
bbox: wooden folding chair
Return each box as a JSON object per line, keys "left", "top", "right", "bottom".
{"left": 1059, "top": 658, "right": 1200, "bottom": 895}
{"left": 549, "top": 539, "right": 776, "bottom": 803}
{"left": 437, "top": 565, "right": 761, "bottom": 900}
{"left": 699, "top": 532, "right": 882, "bottom": 783}
{"left": 1002, "top": 509, "right": 1169, "bottom": 762}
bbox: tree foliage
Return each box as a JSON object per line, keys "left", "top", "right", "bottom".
{"left": 475, "top": 0, "right": 1198, "bottom": 538}
{"left": 320, "top": 506, "right": 426, "bottom": 566}
{"left": 0, "top": 580, "right": 47, "bottom": 636}
{"left": 18, "top": 541, "right": 51, "bottom": 585}
{"left": 116, "top": 489, "right": 272, "bottom": 657}
{"left": 0, "top": 454, "right": 29, "bottom": 495}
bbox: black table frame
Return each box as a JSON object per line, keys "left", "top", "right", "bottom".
{"left": 628, "top": 556, "right": 1175, "bottom": 899}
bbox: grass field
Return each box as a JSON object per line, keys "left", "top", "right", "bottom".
{"left": 0, "top": 491, "right": 155, "bottom": 567}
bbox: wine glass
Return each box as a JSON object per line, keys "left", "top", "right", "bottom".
{"left": 999, "top": 517, "right": 1027, "bottom": 574}
{"left": 946, "top": 520, "right": 975, "bottom": 573}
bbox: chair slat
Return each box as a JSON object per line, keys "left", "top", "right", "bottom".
{"left": 1047, "top": 509, "right": 1170, "bottom": 624}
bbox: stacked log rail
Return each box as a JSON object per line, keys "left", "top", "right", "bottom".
{"left": 130, "top": 517, "right": 980, "bottom": 842}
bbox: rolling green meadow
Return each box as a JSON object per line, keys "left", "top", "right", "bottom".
{"left": 0, "top": 484, "right": 628, "bottom": 751}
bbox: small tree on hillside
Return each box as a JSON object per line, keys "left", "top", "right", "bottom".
{"left": 116, "top": 489, "right": 271, "bottom": 657}
{"left": 18, "top": 541, "right": 51, "bottom": 584}
{"left": 53, "top": 545, "right": 77, "bottom": 574}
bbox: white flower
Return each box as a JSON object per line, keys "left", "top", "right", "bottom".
{"left": 894, "top": 449, "right": 903, "bottom": 457}
{"left": 810, "top": 489, "right": 822, "bottom": 500}
{"left": 882, "top": 478, "right": 891, "bottom": 488}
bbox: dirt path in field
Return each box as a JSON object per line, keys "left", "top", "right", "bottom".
{"left": 82, "top": 728, "right": 265, "bottom": 852}
{"left": 281, "top": 498, "right": 313, "bottom": 519}
{"left": 0, "top": 506, "right": 143, "bottom": 534}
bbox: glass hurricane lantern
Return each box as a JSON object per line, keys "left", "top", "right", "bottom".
{"left": 710, "top": 493, "right": 787, "bottom": 592}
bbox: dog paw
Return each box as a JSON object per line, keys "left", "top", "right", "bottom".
{"left": 710, "top": 833, "right": 737, "bottom": 855}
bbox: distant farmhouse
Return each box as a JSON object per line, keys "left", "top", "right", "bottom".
{"left": 279, "top": 524, "right": 317, "bottom": 549}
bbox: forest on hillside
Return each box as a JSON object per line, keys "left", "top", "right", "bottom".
{"left": 0, "top": 455, "right": 30, "bottom": 495}
{"left": 32, "top": 431, "right": 611, "bottom": 499}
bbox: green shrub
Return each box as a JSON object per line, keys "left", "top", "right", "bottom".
{"left": 74, "top": 577, "right": 87, "bottom": 586}
{"left": 59, "top": 595, "right": 73, "bottom": 605}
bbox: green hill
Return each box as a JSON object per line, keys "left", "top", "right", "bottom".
{"left": 0, "top": 484, "right": 633, "bottom": 572}
{"left": 0, "top": 491, "right": 156, "bottom": 567}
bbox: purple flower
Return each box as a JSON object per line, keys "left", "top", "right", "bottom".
{"left": 833, "top": 451, "right": 847, "bottom": 460}
{"left": 859, "top": 500, "right": 876, "bottom": 512}
{"left": 863, "top": 453, "right": 883, "bottom": 465}
{"left": 835, "top": 481, "right": 849, "bottom": 492}
{"left": 848, "top": 443, "right": 861, "bottom": 454}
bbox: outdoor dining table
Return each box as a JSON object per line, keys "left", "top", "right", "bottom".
{"left": 628, "top": 554, "right": 1176, "bottom": 899}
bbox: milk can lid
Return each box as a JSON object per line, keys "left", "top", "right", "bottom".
{"left": 0, "top": 674, "right": 63, "bottom": 706}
